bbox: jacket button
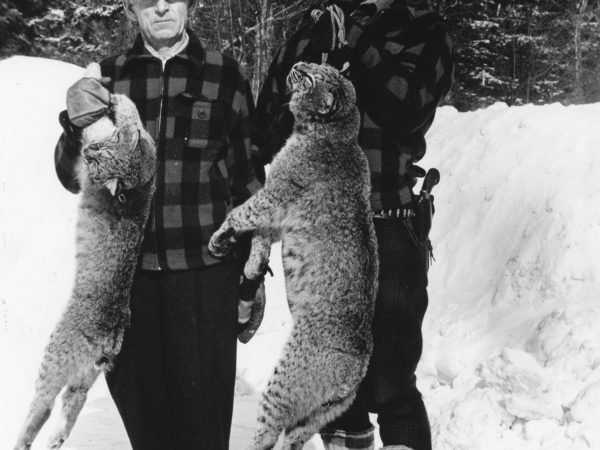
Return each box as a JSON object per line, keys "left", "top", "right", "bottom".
{"left": 197, "top": 110, "right": 207, "bottom": 119}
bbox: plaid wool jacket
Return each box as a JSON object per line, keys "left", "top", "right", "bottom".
{"left": 254, "top": 0, "right": 454, "bottom": 211}
{"left": 55, "top": 31, "right": 261, "bottom": 270}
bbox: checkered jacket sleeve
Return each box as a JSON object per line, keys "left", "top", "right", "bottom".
{"left": 227, "top": 76, "right": 262, "bottom": 206}
{"left": 254, "top": 27, "right": 311, "bottom": 164}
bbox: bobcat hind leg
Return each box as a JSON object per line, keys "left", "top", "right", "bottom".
{"left": 47, "top": 366, "right": 101, "bottom": 449}
{"left": 14, "top": 402, "right": 53, "bottom": 450}
{"left": 249, "top": 334, "right": 364, "bottom": 450}
{"left": 13, "top": 365, "right": 69, "bottom": 450}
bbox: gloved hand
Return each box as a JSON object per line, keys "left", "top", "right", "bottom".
{"left": 398, "top": 164, "right": 427, "bottom": 219}
{"left": 66, "top": 63, "right": 112, "bottom": 128}
{"left": 308, "top": 4, "right": 348, "bottom": 54}
{"left": 58, "top": 109, "right": 83, "bottom": 158}
{"left": 237, "top": 275, "right": 266, "bottom": 344}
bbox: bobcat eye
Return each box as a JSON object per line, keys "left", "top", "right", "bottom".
{"left": 87, "top": 143, "right": 102, "bottom": 151}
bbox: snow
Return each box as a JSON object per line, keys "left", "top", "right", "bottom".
{"left": 1, "top": 56, "right": 599, "bottom": 449}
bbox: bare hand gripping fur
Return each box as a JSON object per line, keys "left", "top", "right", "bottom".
{"left": 14, "top": 67, "right": 156, "bottom": 450}
{"left": 209, "top": 62, "right": 379, "bottom": 450}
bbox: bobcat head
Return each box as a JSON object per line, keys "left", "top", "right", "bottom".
{"left": 80, "top": 94, "right": 155, "bottom": 196}
{"left": 287, "top": 62, "right": 357, "bottom": 125}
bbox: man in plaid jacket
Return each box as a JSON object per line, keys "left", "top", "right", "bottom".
{"left": 54, "top": 0, "right": 260, "bottom": 448}
{"left": 254, "top": 0, "right": 454, "bottom": 449}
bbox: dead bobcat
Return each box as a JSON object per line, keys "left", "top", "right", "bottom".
{"left": 209, "top": 62, "right": 378, "bottom": 449}
{"left": 14, "top": 69, "right": 156, "bottom": 450}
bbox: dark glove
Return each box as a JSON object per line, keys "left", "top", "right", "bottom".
{"left": 66, "top": 77, "right": 111, "bottom": 128}
{"left": 58, "top": 109, "right": 83, "bottom": 158}
{"left": 237, "top": 275, "right": 266, "bottom": 344}
{"left": 407, "top": 163, "right": 427, "bottom": 185}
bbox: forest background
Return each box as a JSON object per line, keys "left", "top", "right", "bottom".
{"left": 1, "top": 0, "right": 599, "bottom": 111}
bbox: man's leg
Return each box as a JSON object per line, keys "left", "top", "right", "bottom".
{"left": 161, "top": 261, "right": 239, "bottom": 450}
{"left": 376, "top": 391, "right": 431, "bottom": 449}
{"left": 369, "top": 217, "right": 431, "bottom": 450}
{"left": 321, "top": 217, "right": 431, "bottom": 450}
{"left": 105, "top": 270, "right": 175, "bottom": 450}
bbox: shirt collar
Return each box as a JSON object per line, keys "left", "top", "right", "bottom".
{"left": 121, "top": 29, "right": 205, "bottom": 76}
{"left": 143, "top": 31, "right": 190, "bottom": 67}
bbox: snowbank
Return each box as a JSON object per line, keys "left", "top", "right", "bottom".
{"left": 1, "top": 57, "right": 599, "bottom": 449}
{"left": 419, "top": 102, "right": 600, "bottom": 449}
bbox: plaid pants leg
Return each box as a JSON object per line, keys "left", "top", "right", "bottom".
{"left": 320, "top": 217, "right": 431, "bottom": 450}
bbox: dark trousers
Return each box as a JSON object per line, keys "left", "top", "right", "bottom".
{"left": 324, "top": 217, "right": 432, "bottom": 449}
{"left": 105, "top": 261, "right": 239, "bottom": 450}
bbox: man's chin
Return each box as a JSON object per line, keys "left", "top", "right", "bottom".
{"left": 151, "top": 27, "right": 178, "bottom": 37}
{"left": 148, "top": 28, "right": 184, "bottom": 45}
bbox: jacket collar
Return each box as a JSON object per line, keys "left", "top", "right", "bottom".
{"left": 120, "top": 29, "right": 205, "bottom": 77}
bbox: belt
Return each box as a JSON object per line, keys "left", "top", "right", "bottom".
{"left": 373, "top": 208, "right": 415, "bottom": 219}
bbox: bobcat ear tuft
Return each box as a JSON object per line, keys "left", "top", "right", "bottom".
{"left": 104, "top": 178, "right": 120, "bottom": 196}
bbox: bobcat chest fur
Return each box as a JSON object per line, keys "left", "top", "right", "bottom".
{"left": 14, "top": 92, "right": 156, "bottom": 450}
{"left": 209, "top": 62, "right": 379, "bottom": 450}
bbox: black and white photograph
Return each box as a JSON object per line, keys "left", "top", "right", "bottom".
{"left": 1, "top": 1, "right": 599, "bottom": 449}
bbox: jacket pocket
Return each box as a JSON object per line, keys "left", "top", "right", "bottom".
{"left": 174, "top": 95, "right": 232, "bottom": 207}
{"left": 175, "top": 96, "right": 226, "bottom": 155}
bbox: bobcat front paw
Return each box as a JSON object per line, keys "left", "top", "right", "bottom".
{"left": 208, "top": 226, "right": 236, "bottom": 258}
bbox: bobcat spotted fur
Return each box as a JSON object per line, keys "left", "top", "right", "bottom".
{"left": 14, "top": 72, "right": 156, "bottom": 450}
{"left": 209, "top": 62, "right": 378, "bottom": 449}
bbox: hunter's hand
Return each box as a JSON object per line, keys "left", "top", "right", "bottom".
{"left": 66, "top": 63, "right": 112, "bottom": 128}
{"left": 237, "top": 275, "right": 266, "bottom": 344}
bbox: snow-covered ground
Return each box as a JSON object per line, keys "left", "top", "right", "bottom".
{"left": 1, "top": 56, "right": 599, "bottom": 449}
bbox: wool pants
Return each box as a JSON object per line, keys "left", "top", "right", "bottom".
{"left": 105, "top": 261, "right": 239, "bottom": 450}
{"left": 322, "top": 217, "right": 432, "bottom": 450}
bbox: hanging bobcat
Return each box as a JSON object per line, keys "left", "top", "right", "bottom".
{"left": 14, "top": 65, "right": 156, "bottom": 450}
{"left": 209, "top": 62, "right": 379, "bottom": 449}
